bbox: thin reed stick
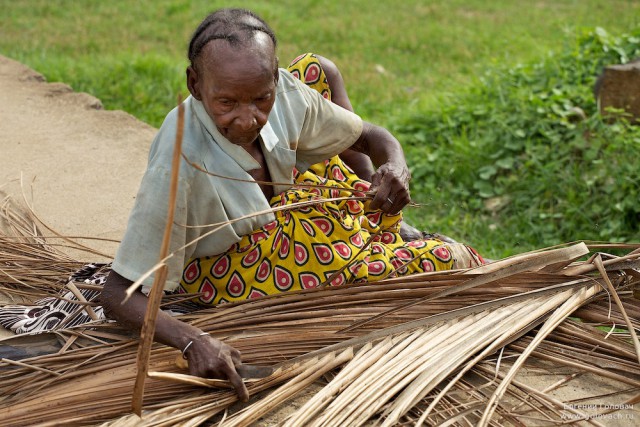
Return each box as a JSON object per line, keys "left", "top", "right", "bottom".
{"left": 131, "top": 97, "right": 185, "bottom": 415}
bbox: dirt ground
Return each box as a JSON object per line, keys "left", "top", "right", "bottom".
{"left": 0, "top": 54, "right": 156, "bottom": 338}
{"left": 0, "top": 54, "right": 155, "bottom": 257}
{"left": 0, "top": 55, "right": 637, "bottom": 425}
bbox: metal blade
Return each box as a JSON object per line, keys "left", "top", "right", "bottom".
{"left": 236, "top": 363, "right": 274, "bottom": 379}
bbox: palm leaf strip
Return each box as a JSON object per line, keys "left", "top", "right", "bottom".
{"left": 0, "top": 200, "right": 639, "bottom": 425}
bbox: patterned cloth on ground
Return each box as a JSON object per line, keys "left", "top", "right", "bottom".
{"left": 0, "top": 263, "right": 199, "bottom": 335}
{"left": 0, "top": 263, "right": 109, "bottom": 334}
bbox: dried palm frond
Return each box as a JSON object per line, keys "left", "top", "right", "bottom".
{"left": 0, "top": 194, "right": 83, "bottom": 301}
{"left": 0, "top": 198, "right": 639, "bottom": 426}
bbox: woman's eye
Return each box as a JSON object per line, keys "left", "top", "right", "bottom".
{"left": 216, "top": 99, "right": 235, "bottom": 111}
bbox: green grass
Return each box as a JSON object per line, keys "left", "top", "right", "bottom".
{"left": 398, "top": 27, "right": 640, "bottom": 257}
{"left": 2, "top": 0, "right": 639, "bottom": 127}
{"left": 2, "top": 0, "right": 639, "bottom": 258}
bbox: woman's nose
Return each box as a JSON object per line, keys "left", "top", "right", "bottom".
{"left": 235, "top": 105, "right": 258, "bottom": 130}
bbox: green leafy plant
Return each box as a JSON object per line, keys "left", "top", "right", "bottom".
{"left": 398, "top": 28, "right": 640, "bottom": 257}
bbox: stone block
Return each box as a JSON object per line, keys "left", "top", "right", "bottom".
{"left": 595, "top": 59, "right": 640, "bottom": 123}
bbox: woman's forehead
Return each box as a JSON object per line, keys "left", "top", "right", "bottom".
{"left": 199, "top": 41, "right": 276, "bottom": 91}
{"left": 199, "top": 33, "right": 275, "bottom": 70}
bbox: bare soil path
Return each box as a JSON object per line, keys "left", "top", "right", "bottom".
{"left": 0, "top": 54, "right": 156, "bottom": 258}
{"left": 0, "top": 54, "right": 156, "bottom": 337}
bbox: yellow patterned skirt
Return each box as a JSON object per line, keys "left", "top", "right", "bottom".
{"left": 179, "top": 156, "right": 484, "bottom": 305}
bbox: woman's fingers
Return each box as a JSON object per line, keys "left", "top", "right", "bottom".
{"left": 219, "top": 349, "right": 250, "bottom": 401}
{"left": 186, "top": 335, "right": 250, "bottom": 401}
{"left": 369, "top": 163, "right": 411, "bottom": 213}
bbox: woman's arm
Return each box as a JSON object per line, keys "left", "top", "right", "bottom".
{"left": 350, "top": 122, "right": 412, "bottom": 214}
{"left": 318, "top": 55, "right": 424, "bottom": 239}
{"left": 317, "top": 55, "right": 376, "bottom": 181}
{"left": 100, "top": 270, "right": 249, "bottom": 401}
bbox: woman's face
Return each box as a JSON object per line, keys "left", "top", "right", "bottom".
{"left": 188, "top": 37, "right": 278, "bottom": 147}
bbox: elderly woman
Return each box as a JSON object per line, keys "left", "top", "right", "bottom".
{"left": 100, "top": 8, "right": 484, "bottom": 401}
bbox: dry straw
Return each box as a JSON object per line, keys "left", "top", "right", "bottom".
{"left": 1, "top": 189, "right": 639, "bottom": 425}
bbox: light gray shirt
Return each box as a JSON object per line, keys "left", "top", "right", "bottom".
{"left": 112, "top": 69, "right": 363, "bottom": 290}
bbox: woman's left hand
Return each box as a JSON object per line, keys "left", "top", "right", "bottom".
{"left": 350, "top": 121, "right": 411, "bottom": 214}
{"left": 369, "top": 161, "right": 411, "bottom": 214}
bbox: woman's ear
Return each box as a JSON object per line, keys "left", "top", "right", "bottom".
{"left": 186, "top": 65, "right": 201, "bottom": 100}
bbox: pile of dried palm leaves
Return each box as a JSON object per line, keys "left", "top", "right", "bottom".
{"left": 1, "top": 193, "right": 639, "bottom": 426}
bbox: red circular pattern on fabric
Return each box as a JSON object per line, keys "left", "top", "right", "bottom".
{"left": 301, "top": 220, "right": 316, "bottom": 237}
{"left": 368, "top": 260, "right": 386, "bottom": 275}
{"left": 183, "top": 259, "right": 200, "bottom": 284}
{"left": 250, "top": 231, "right": 269, "bottom": 244}
{"left": 274, "top": 266, "right": 294, "bottom": 291}
{"left": 394, "top": 248, "right": 413, "bottom": 261}
{"left": 199, "top": 278, "right": 216, "bottom": 304}
{"left": 271, "top": 229, "right": 283, "bottom": 252}
{"left": 391, "top": 258, "right": 407, "bottom": 274}
{"left": 227, "top": 272, "right": 246, "bottom": 297}
{"left": 349, "top": 233, "right": 364, "bottom": 248}
{"left": 408, "top": 240, "right": 427, "bottom": 249}
{"left": 249, "top": 287, "right": 268, "bottom": 299}
{"left": 312, "top": 243, "right": 335, "bottom": 265}
{"left": 328, "top": 272, "right": 346, "bottom": 287}
{"left": 300, "top": 272, "right": 321, "bottom": 289}
{"left": 333, "top": 241, "right": 352, "bottom": 259}
{"left": 289, "top": 53, "right": 306, "bottom": 65}
{"left": 255, "top": 259, "right": 271, "bottom": 282}
{"left": 330, "top": 165, "right": 346, "bottom": 181}
{"left": 353, "top": 182, "right": 370, "bottom": 191}
{"left": 279, "top": 234, "right": 291, "bottom": 258}
{"left": 433, "top": 246, "right": 452, "bottom": 262}
{"left": 311, "top": 217, "right": 333, "bottom": 236}
{"left": 303, "top": 63, "right": 321, "bottom": 84}
{"left": 421, "top": 259, "right": 436, "bottom": 272}
{"left": 263, "top": 221, "right": 277, "bottom": 232}
{"left": 366, "top": 211, "right": 382, "bottom": 227}
{"left": 241, "top": 247, "right": 261, "bottom": 268}
{"left": 294, "top": 242, "right": 309, "bottom": 265}
{"left": 371, "top": 243, "right": 384, "bottom": 255}
{"left": 381, "top": 232, "right": 396, "bottom": 244}
{"left": 211, "top": 256, "right": 230, "bottom": 279}
{"left": 346, "top": 200, "right": 362, "bottom": 214}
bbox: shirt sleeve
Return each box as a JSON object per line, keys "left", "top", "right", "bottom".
{"left": 112, "top": 164, "right": 193, "bottom": 292}
{"left": 291, "top": 77, "right": 364, "bottom": 171}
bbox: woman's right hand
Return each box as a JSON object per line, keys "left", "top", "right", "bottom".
{"left": 184, "top": 334, "right": 249, "bottom": 401}
{"left": 100, "top": 272, "right": 250, "bottom": 402}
